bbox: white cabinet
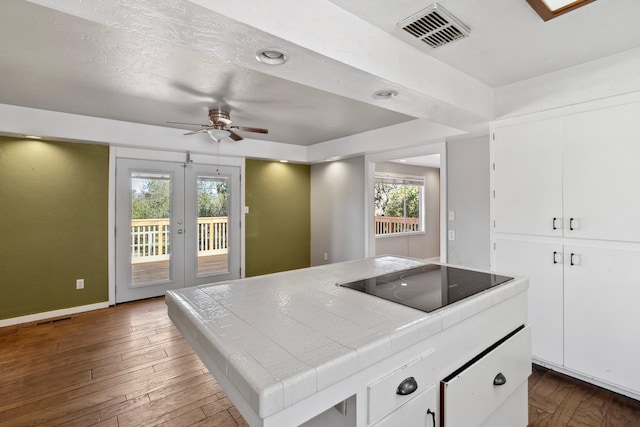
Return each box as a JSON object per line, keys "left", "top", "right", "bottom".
{"left": 441, "top": 326, "right": 531, "bottom": 427}
{"left": 493, "top": 238, "right": 563, "bottom": 365}
{"left": 564, "top": 244, "right": 640, "bottom": 392}
{"left": 372, "top": 386, "right": 436, "bottom": 427}
{"left": 493, "top": 118, "right": 563, "bottom": 237}
{"left": 492, "top": 100, "right": 640, "bottom": 399}
{"left": 563, "top": 103, "right": 640, "bottom": 242}
{"left": 494, "top": 102, "right": 640, "bottom": 242}
{"left": 367, "top": 350, "right": 435, "bottom": 425}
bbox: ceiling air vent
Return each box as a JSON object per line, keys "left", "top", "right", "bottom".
{"left": 397, "top": 3, "right": 470, "bottom": 49}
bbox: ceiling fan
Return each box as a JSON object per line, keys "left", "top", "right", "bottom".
{"left": 168, "top": 109, "right": 268, "bottom": 142}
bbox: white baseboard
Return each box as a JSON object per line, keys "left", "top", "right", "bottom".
{"left": 532, "top": 358, "right": 640, "bottom": 402}
{"left": 0, "top": 301, "right": 111, "bottom": 328}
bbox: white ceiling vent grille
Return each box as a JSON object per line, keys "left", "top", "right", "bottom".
{"left": 398, "top": 4, "right": 470, "bottom": 49}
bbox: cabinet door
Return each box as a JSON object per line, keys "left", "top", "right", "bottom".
{"left": 563, "top": 103, "right": 640, "bottom": 242}
{"left": 493, "top": 119, "right": 563, "bottom": 236}
{"left": 373, "top": 385, "right": 436, "bottom": 427}
{"left": 493, "top": 238, "right": 564, "bottom": 366}
{"left": 564, "top": 245, "right": 640, "bottom": 393}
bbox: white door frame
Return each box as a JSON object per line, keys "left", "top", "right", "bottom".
{"left": 364, "top": 141, "right": 447, "bottom": 262}
{"left": 108, "top": 147, "right": 245, "bottom": 305}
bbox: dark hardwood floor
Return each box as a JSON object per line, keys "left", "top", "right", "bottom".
{"left": 528, "top": 365, "right": 640, "bottom": 426}
{"left": 1, "top": 297, "right": 638, "bottom": 426}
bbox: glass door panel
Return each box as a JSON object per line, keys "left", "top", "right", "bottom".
{"left": 196, "top": 175, "right": 229, "bottom": 276}
{"left": 116, "top": 159, "right": 185, "bottom": 303}
{"left": 185, "top": 164, "right": 240, "bottom": 287}
{"left": 130, "top": 172, "right": 172, "bottom": 285}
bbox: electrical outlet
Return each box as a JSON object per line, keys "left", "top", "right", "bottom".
{"left": 323, "top": 252, "right": 328, "bottom": 261}
{"left": 448, "top": 230, "right": 456, "bottom": 241}
{"left": 76, "top": 279, "right": 84, "bottom": 290}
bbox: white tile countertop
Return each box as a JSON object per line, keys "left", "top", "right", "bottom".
{"left": 165, "top": 255, "right": 528, "bottom": 421}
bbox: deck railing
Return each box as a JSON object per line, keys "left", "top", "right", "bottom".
{"left": 375, "top": 216, "right": 420, "bottom": 235}
{"left": 131, "top": 217, "right": 228, "bottom": 263}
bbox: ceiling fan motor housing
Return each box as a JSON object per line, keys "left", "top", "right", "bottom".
{"left": 209, "top": 109, "right": 232, "bottom": 126}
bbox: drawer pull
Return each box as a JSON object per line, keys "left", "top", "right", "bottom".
{"left": 493, "top": 372, "right": 507, "bottom": 386}
{"left": 396, "top": 376, "right": 418, "bottom": 395}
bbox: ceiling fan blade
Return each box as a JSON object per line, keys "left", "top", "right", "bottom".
{"left": 228, "top": 130, "right": 243, "bottom": 141}
{"left": 184, "top": 129, "right": 210, "bottom": 135}
{"left": 230, "top": 126, "right": 268, "bottom": 134}
{"left": 167, "top": 121, "right": 210, "bottom": 127}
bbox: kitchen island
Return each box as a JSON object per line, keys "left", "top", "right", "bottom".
{"left": 166, "top": 256, "right": 530, "bottom": 426}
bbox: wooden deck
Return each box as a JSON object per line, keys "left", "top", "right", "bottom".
{"left": 131, "top": 254, "right": 228, "bottom": 284}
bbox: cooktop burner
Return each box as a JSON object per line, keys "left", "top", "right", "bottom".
{"left": 338, "top": 264, "right": 513, "bottom": 313}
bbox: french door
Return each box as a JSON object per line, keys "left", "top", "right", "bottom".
{"left": 115, "top": 158, "right": 240, "bottom": 303}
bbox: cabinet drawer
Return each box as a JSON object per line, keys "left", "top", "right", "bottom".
{"left": 373, "top": 384, "right": 437, "bottom": 427}
{"left": 441, "top": 326, "right": 531, "bottom": 427}
{"left": 368, "top": 350, "right": 435, "bottom": 425}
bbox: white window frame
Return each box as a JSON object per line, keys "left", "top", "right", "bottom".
{"left": 374, "top": 172, "right": 425, "bottom": 236}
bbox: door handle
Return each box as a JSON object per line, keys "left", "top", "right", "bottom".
{"left": 426, "top": 409, "right": 436, "bottom": 426}
{"left": 177, "top": 229, "right": 184, "bottom": 235}
{"left": 570, "top": 253, "right": 579, "bottom": 266}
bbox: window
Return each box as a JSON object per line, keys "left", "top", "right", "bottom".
{"left": 374, "top": 173, "right": 424, "bottom": 235}
{"left": 526, "top": 0, "right": 596, "bottom": 21}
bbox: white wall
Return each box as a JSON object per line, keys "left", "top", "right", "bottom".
{"left": 310, "top": 156, "right": 366, "bottom": 266}
{"left": 374, "top": 162, "right": 440, "bottom": 260}
{"left": 494, "top": 47, "right": 640, "bottom": 119}
{"left": 446, "top": 136, "right": 491, "bottom": 270}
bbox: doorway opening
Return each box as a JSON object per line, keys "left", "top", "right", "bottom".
{"left": 365, "top": 143, "right": 446, "bottom": 262}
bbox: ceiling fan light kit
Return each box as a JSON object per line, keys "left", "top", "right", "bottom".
{"left": 207, "top": 128, "right": 231, "bottom": 142}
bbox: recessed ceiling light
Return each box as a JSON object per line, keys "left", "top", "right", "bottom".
{"left": 256, "top": 48, "right": 288, "bottom": 65}
{"left": 24, "top": 135, "right": 42, "bottom": 139}
{"left": 373, "top": 89, "right": 398, "bottom": 100}
{"left": 279, "top": 160, "right": 289, "bottom": 163}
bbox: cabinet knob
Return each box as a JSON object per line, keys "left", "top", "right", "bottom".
{"left": 493, "top": 372, "right": 507, "bottom": 386}
{"left": 396, "top": 376, "right": 418, "bottom": 395}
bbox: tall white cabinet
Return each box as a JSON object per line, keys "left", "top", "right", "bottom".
{"left": 491, "top": 100, "right": 640, "bottom": 400}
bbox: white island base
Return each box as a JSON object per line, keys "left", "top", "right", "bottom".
{"left": 166, "top": 256, "right": 530, "bottom": 427}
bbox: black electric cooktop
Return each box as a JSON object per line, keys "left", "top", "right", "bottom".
{"left": 338, "top": 264, "right": 513, "bottom": 313}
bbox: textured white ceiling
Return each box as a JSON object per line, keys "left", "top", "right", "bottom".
{"left": 329, "top": 0, "right": 640, "bottom": 87}
{"left": 0, "top": 0, "right": 414, "bottom": 146}
{"left": 2, "top": 0, "right": 640, "bottom": 150}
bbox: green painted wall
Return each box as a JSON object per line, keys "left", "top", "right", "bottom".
{"left": 245, "top": 160, "right": 310, "bottom": 276}
{"left": 0, "top": 137, "right": 109, "bottom": 320}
